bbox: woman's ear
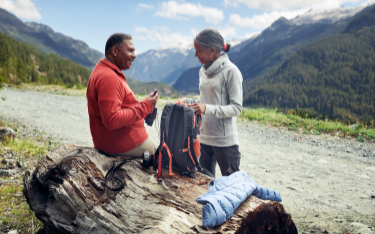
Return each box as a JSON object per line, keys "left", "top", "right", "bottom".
{"left": 210, "top": 47, "right": 216, "bottom": 56}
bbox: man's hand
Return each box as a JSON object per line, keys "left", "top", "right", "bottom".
{"left": 146, "top": 92, "right": 159, "bottom": 107}
{"left": 189, "top": 103, "right": 206, "bottom": 115}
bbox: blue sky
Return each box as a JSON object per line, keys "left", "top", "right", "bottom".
{"left": 1, "top": 0, "right": 374, "bottom": 54}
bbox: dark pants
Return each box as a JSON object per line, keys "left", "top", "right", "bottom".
{"left": 199, "top": 143, "right": 241, "bottom": 177}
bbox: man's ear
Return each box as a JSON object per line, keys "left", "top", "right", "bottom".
{"left": 110, "top": 46, "right": 118, "bottom": 57}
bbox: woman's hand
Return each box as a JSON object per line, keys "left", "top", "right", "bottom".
{"left": 177, "top": 98, "right": 185, "bottom": 104}
{"left": 189, "top": 103, "right": 206, "bottom": 115}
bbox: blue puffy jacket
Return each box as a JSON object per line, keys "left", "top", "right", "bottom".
{"left": 196, "top": 171, "right": 282, "bottom": 228}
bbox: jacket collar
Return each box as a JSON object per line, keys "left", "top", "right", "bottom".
{"left": 203, "top": 54, "right": 229, "bottom": 77}
{"left": 99, "top": 58, "right": 126, "bottom": 80}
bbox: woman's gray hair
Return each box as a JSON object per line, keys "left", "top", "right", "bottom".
{"left": 194, "top": 28, "right": 230, "bottom": 53}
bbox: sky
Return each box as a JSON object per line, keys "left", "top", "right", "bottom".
{"left": 1, "top": 0, "right": 375, "bottom": 54}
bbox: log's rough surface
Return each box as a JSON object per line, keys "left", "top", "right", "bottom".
{"left": 23, "top": 145, "right": 297, "bottom": 234}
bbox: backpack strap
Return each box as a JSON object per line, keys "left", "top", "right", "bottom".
{"left": 182, "top": 136, "right": 196, "bottom": 166}
{"left": 157, "top": 131, "right": 175, "bottom": 180}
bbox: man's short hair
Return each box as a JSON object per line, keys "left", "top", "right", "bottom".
{"left": 105, "top": 33, "right": 132, "bottom": 55}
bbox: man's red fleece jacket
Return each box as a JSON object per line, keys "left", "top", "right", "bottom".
{"left": 86, "top": 59, "right": 154, "bottom": 154}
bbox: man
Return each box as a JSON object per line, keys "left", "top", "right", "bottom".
{"left": 86, "top": 33, "right": 158, "bottom": 156}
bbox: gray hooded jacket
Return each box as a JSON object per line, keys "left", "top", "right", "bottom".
{"left": 184, "top": 54, "right": 243, "bottom": 147}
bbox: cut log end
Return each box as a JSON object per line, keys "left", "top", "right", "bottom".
{"left": 24, "top": 145, "right": 296, "bottom": 234}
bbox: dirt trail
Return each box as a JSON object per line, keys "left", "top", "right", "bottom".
{"left": 0, "top": 88, "right": 374, "bottom": 234}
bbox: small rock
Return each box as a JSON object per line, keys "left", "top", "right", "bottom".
{"left": 7, "top": 230, "right": 18, "bottom": 234}
{"left": 0, "top": 127, "right": 16, "bottom": 141}
{"left": 1, "top": 159, "right": 14, "bottom": 164}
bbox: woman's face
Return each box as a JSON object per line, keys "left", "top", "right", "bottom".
{"left": 194, "top": 41, "right": 214, "bottom": 64}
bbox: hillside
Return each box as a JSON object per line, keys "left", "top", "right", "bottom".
{"left": 172, "top": 66, "right": 200, "bottom": 94}
{"left": 0, "top": 8, "right": 103, "bottom": 69}
{"left": 0, "top": 31, "right": 91, "bottom": 86}
{"left": 172, "top": 6, "right": 366, "bottom": 94}
{"left": 125, "top": 43, "right": 199, "bottom": 84}
{"left": 230, "top": 6, "right": 365, "bottom": 83}
{"left": 244, "top": 8, "right": 375, "bottom": 121}
{"left": 126, "top": 77, "right": 179, "bottom": 97}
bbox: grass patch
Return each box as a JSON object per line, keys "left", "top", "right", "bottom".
{"left": 0, "top": 184, "right": 43, "bottom": 233}
{"left": 18, "top": 83, "right": 87, "bottom": 97}
{"left": 241, "top": 108, "right": 375, "bottom": 141}
{"left": 0, "top": 120, "right": 63, "bottom": 233}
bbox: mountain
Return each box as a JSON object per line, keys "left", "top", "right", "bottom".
{"left": 244, "top": 7, "right": 375, "bottom": 121}
{"left": 0, "top": 8, "right": 103, "bottom": 69}
{"left": 125, "top": 43, "right": 199, "bottom": 85}
{"left": 125, "top": 38, "right": 244, "bottom": 85}
{"left": 0, "top": 31, "right": 91, "bottom": 86}
{"left": 172, "top": 67, "right": 200, "bottom": 94}
{"left": 126, "top": 77, "right": 179, "bottom": 97}
{"left": 229, "top": 6, "right": 365, "bottom": 83}
{"left": 172, "top": 5, "right": 368, "bottom": 95}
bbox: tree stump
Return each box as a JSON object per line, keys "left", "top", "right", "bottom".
{"left": 23, "top": 145, "right": 297, "bottom": 234}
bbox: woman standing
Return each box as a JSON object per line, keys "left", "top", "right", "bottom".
{"left": 182, "top": 28, "right": 243, "bottom": 177}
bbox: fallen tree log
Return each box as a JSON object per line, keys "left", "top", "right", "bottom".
{"left": 23, "top": 145, "right": 297, "bottom": 234}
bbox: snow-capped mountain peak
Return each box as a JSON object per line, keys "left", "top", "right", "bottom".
{"left": 291, "top": 6, "right": 365, "bottom": 25}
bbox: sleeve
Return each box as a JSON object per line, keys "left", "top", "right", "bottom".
{"left": 183, "top": 98, "right": 200, "bottom": 105}
{"left": 204, "top": 68, "right": 243, "bottom": 118}
{"left": 97, "top": 76, "right": 154, "bottom": 131}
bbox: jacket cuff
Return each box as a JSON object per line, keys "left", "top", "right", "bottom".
{"left": 205, "top": 104, "right": 216, "bottom": 117}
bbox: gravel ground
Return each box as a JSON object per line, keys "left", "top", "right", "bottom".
{"left": 0, "top": 88, "right": 374, "bottom": 234}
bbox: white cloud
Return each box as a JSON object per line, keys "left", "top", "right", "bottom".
{"left": 154, "top": 1, "right": 224, "bottom": 24}
{"left": 218, "top": 26, "right": 236, "bottom": 38}
{"left": 138, "top": 3, "right": 154, "bottom": 10}
{"left": 134, "top": 27, "right": 149, "bottom": 33}
{"left": 223, "top": 0, "right": 373, "bottom": 11}
{"left": 133, "top": 26, "right": 191, "bottom": 48}
{"left": 223, "top": 0, "right": 239, "bottom": 7}
{"left": 229, "top": 9, "right": 307, "bottom": 29}
{"left": 0, "top": 0, "right": 41, "bottom": 20}
{"left": 190, "top": 28, "right": 198, "bottom": 36}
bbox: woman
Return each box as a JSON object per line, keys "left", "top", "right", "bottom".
{"left": 182, "top": 28, "right": 243, "bottom": 177}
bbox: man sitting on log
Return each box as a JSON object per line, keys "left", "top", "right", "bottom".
{"left": 86, "top": 33, "right": 159, "bottom": 157}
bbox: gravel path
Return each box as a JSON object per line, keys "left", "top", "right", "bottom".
{"left": 0, "top": 88, "right": 374, "bottom": 234}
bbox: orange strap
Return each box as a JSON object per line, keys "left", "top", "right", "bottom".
{"left": 176, "top": 101, "right": 189, "bottom": 107}
{"left": 182, "top": 137, "right": 196, "bottom": 166}
{"left": 158, "top": 131, "right": 175, "bottom": 178}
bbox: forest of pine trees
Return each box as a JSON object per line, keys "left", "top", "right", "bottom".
{"left": 244, "top": 9, "right": 375, "bottom": 122}
{"left": 0, "top": 31, "right": 91, "bottom": 87}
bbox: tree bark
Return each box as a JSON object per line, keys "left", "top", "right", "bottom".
{"left": 23, "top": 145, "right": 297, "bottom": 234}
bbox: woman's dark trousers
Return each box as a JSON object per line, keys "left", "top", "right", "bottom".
{"left": 199, "top": 143, "right": 241, "bottom": 177}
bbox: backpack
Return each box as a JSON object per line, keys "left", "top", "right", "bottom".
{"left": 154, "top": 102, "right": 202, "bottom": 179}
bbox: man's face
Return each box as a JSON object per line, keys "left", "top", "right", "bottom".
{"left": 113, "top": 40, "right": 136, "bottom": 70}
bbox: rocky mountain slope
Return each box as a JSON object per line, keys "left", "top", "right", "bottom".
{"left": 244, "top": 7, "right": 375, "bottom": 121}
{"left": 173, "top": 5, "right": 368, "bottom": 94}
{"left": 125, "top": 43, "right": 199, "bottom": 85}
{"left": 125, "top": 39, "right": 246, "bottom": 85}
{"left": 0, "top": 8, "right": 103, "bottom": 69}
